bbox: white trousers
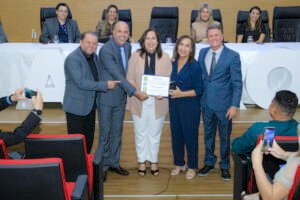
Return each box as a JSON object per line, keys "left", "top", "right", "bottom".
{"left": 132, "top": 97, "right": 165, "bottom": 163}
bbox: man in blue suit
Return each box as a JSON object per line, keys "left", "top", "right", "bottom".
{"left": 63, "top": 31, "right": 120, "bottom": 153}
{"left": 98, "top": 21, "right": 148, "bottom": 179}
{"left": 197, "top": 23, "right": 242, "bottom": 181}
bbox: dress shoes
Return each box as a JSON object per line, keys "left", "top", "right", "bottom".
{"left": 109, "top": 166, "right": 129, "bottom": 176}
{"left": 197, "top": 165, "right": 215, "bottom": 176}
{"left": 221, "top": 169, "right": 231, "bottom": 181}
{"left": 103, "top": 171, "right": 107, "bottom": 182}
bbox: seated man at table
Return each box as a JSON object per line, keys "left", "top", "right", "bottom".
{"left": 0, "top": 88, "right": 43, "bottom": 147}
{"left": 232, "top": 90, "right": 298, "bottom": 154}
{"left": 39, "top": 3, "right": 80, "bottom": 43}
{"left": 0, "top": 21, "right": 8, "bottom": 43}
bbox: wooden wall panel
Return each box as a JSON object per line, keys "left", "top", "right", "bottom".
{"left": 0, "top": 0, "right": 299, "bottom": 42}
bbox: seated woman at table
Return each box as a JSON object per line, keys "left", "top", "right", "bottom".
{"left": 169, "top": 35, "right": 203, "bottom": 179}
{"left": 242, "top": 138, "right": 300, "bottom": 200}
{"left": 126, "top": 28, "right": 172, "bottom": 176}
{"left": 0, "top": 19, "right": 8, "bottom": 43}
{"left": 95, "top": 4, "right": 119, "bottom": 43}
{"left": 237, "top": 6, "right": 266, "bottom": 43}
{"left": 39, "top": 3, "right": 80, "bottom": 43}
{"left": 191, "top": 4, "right": 219, "bottom": 43}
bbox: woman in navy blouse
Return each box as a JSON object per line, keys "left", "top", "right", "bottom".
{"left": 169, "top": 35, "right": 203, "bottom": 179}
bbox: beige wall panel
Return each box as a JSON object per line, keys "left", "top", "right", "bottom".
{"left": 0, "top": 0, "right": 299, "bottom": 42}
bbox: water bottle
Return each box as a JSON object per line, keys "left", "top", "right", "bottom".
{"left": 31, "top": 29, "right": 37, "bottom": 43}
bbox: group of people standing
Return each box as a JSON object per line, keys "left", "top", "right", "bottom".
{"left": 63, "top": 6, "right": 242, "bottom": 182}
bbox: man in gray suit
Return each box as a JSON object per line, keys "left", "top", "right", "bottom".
{"left": 98, "top": 21, "right": 147, "bottom": 178}
{"left": 63, "top": 31, "right": 120, "bottom": 153}
{"left": 39, "top": 3, "right": 80, "bottom": 43}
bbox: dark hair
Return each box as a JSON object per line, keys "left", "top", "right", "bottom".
{"left": 273, "top": 90, "right": 298, "bottom": 116}
{"left": 80, "top": 31, "right": 98, "bottom": 41}
{"left": 138, "top": 28, "right": 162, "bottom": 59}
{"left": 172, "top": 35, "right": 195, "bottom": 63}
{"left": 247, "top": 6, "right": 262, "bottom": 32}
{"left": 206, "top": 23, "right": 223, "bottom": 36}
{"left": 55, "top": 3, "right": 70, "bottom": 12}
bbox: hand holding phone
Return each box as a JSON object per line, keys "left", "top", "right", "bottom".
{"left": 262, "top": 127, "right": 275, "bottom": 152}
{"left": 24, "top": 89, "right": 37, "bottom": 99}
{"left": 169, "top": 81, "right": 176, "bottom": 90}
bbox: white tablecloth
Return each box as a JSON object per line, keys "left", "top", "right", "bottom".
{"left": 0, "top": 42, "right": 300, "bottom": 109}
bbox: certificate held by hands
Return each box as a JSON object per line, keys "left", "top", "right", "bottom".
{"left": 141, "top": 75, "right": 170, "bottom": 97}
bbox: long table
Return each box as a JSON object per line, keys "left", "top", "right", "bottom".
{"left": 0, "top": 42, "right": 299, "bottom": 109}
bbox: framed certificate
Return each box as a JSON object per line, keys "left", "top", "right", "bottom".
{"left": 141, "top": 75, "right": 170, "bottom": 97}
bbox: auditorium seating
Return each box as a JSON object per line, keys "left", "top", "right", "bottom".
{"left": 273, "top": 6, "right": 300, "bottom": 42}
{"left": 101, "top": 9, "right": 133, "bottom": 36}
{"left": 190, "top": 9, "right": 223, "bottom": 30}
{"left": 288, "top": 165, "right": 300, "bottom": 200}
{"left": 25, "top": 134, "right": 103, "bottom": 200}
{"left": 233, "top": 135, "right": 299, "bottom": 200}
{"left": 236, "top": 10, "right": 270, "bottom": 42}
{"left": 0, "top": 139, "right": 8, "bottom": 159}
{"left": 40, "top": 7, "right": 73, "bottom": 30}
{"left": 149, "top": 6, "right": 179, "bottom": 43}
{"left": 0, "top": 158, "right": 88, "bottom": 200}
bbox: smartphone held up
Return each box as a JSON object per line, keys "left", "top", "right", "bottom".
{"left": 261, "top": 127, "right": 275, "bottom": 152}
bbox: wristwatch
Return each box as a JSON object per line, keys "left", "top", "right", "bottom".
{"left": 32, "top": 109, "right": 42, "bottom": 116}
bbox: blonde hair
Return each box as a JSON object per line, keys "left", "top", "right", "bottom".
{"left": 195, "top": 4, "right": 214, "bottom": 24}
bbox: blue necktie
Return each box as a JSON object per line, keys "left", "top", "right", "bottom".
{"left": 120, "top": 47, "right": 127, "bottom": 71}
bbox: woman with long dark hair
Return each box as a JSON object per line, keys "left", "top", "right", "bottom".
{"left": 237, "top": 6, "right": 266, "bottom": 43}
{"left": 95, "top": 4, "right": 119, "bottom": 42}
{"left": 169, "top": 35, "right": 203, "bottom": 179}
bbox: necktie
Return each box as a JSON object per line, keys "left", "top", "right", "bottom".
{"left": 210, "top": 52, "right": 216, "bottom": 76}
{"left": 120, "top": 47, "right": 127, "bottom": 71}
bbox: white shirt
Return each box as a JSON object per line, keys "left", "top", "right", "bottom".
{"left": 204, "top": 45, "right": 224, "bottom": 75}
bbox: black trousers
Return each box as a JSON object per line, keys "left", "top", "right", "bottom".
{"left": 66, "top": 108, "right": 96, "bottom": 153}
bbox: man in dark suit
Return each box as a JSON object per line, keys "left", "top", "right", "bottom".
{"left": 98, "top": 21, "right": 147, "bottom": 178}
{"left": 0, "top": 88, "right": 43, "bottom": 147}
{"left": 0, "top": 21, "right": 8, "bottom": 43}
{"left": 63, "top": 31, "right": 120, "bottom": 153}
{"left": 39, "top": 3, "right": 80, "bottom": 43}
{"left": 197, "top": 23, "right": 242, "bottom": 181}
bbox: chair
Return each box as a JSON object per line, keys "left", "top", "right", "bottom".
{"left": 190, "top": 9, "right": 223, "bottom": 30}
{"left": 236, "top": 10, "right": 270, "bottom": 42}
{"left": 40, "top": 7, "right": 73, "bottom": 31}
{"left": 288, "top": 165, "right": 300, "bottom": 200}
{"left": 0, "top": 158, "right": 88, "bottom": 200}
{"left": 0, "top": 139, "right": 8, "bottom": 159}
{"left": 149, "top": 6, "right": 179, "bottom": 43}
{"left": 273, "top": 6, "right": 300, "bottom": 42}
{"left": 233, "top": 135, "right": 299, "bottom": 200}
{"left": 25, "top": 134, "right": 103, "bottom": 200}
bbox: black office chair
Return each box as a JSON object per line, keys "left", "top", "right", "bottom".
{"left": 190, "top": 9, "right": 223, "bottom": 30}
{"left": 40, "top": 7, "right": 73, "bottom": 31}
{"left": 233, "top": 135, "right": 299, "bottom": 200}
{"left": 0, "top": 158, "right": 88, "bottom": 200}
{"left": 236, "top": 10, "right": 270, "bottom": 42}
{"left": 273, "top": 6, "right": 300, "bottom": 42}
{"left": 149, "top": 6, "right": 179, "bottom": 43}
{"left": 101, "top": 9, "right": 132, "bottom": 36}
